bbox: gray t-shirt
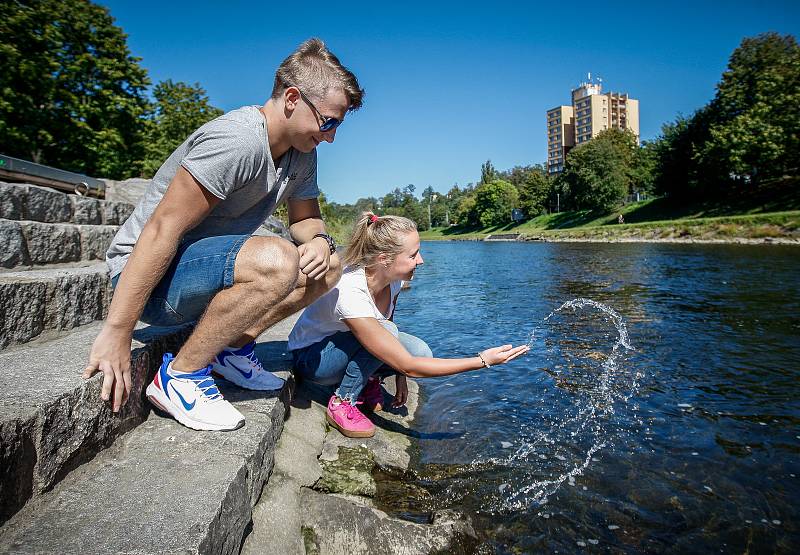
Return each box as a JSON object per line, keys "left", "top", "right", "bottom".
{"left": 106, "top": 105, "right": 319, "bottom": 278}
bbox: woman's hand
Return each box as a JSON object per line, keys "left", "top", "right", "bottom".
{"left": 392, "top": 374, "right": 408, "bottom": 408}
{"left": 480, "top": 344, "right": 530, "bottom": 367}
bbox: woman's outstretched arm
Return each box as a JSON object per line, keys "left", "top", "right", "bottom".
{"left": 345, "top": 317, "right": 528, "bottom": 378}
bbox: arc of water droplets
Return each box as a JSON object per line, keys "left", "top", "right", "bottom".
{"left": 485, "top": 298, "right": 637, "bottom": 512}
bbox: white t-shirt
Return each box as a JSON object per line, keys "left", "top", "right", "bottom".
{"left": 287, "top": 266, "right": 402, "bottom": 351}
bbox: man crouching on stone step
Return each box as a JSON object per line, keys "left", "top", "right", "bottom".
{"left": 83, "top": 38, "right": 363, "bottom": 431}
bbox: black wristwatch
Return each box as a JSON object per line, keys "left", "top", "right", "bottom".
{"left": 313, "top": 233, "right": 336, "bottom": 255}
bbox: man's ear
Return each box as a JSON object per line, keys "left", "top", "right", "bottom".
{"left": 283, "top": 86, "right": 301, "bottom": 112}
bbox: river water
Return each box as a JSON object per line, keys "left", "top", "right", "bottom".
{"left": 385, "top": 241, "right": 800, "bottom": 554}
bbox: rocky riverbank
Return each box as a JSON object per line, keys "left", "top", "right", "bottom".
{"left": 421, "top": 232, "right": 800, "bottom": 245}
{"left": 242, "top": 373, "right": 478, "bottom": 554}
{"left": 523, "top": 234, "right": 800, "bottom": 245}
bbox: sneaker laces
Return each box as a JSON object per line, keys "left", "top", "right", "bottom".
{"left": 244, "top": 350, "right": 265, "bottom": 373}
{"left": 342, "top": 400, "right": 367, "bottom": 422}
{"left": 184, "top": 367, "right": 223, "bottom": 402}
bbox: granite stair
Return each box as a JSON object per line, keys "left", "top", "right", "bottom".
{"left": 0, "top": 181, "right": 296, "bottom": 554}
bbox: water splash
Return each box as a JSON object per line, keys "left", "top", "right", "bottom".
{"left": 481, "top": 298, "right": 638, "bottom": 512}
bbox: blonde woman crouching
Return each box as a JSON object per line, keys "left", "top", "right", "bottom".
{"left": 287, "top": 213, "right": 529, "bottom": 438}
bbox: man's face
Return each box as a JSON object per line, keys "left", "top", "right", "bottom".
{"left": 286, "top": 87, "right": 349, "bottom": 153}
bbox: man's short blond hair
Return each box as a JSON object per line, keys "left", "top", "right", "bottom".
{"left": 272, "top": 38, "right": 364, "bottom": 111}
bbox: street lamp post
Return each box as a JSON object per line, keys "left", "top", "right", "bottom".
{"left": 427, "top": 193, "right": 437, "bottom": 229}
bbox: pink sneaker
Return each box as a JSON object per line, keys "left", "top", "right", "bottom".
{"left": 358, "top": 377, "right": 384, "bottom": 412}
{"left": 326, "top": 396, "right": 375, "bottom": 438}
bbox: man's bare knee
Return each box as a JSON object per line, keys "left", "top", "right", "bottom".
{"left": 235, "top": 237, "right": 300, "bottom": 292}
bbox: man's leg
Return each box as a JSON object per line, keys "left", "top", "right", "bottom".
{"left": 227, "top": 251, "right": 343, "bottom": 348}
{"left": 172, "top": 236, "right": 302, "bottom": 372}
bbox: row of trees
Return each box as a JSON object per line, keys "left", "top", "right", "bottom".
{"left": 0, "top": 0, "right": 222, "bottom": 179}
{"left": 315, "top": 162, "right": 552, "bottom": 234}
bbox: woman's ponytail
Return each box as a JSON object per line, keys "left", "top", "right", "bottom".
{"left": 343, "top": 212, "right": 417, "bottom": 269}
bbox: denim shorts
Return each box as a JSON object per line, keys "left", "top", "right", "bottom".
{"left": 111, "top": 234, "right": 250, "bottom": 327}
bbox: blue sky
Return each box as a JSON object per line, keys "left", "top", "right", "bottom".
{"left": 101, "top": 0, "right": 799, "bottom": 204}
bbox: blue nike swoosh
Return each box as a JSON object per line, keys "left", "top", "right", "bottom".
{"left": 170, "top": 384, "right": 196, "bottom": 410}
{"left": 223, "top": 355, "right": 253, "bottom": 379}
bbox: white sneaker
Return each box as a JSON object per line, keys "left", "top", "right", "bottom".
{"left": 146, "top": 353, "right": 245, "bottom": 431}
{"left": 211, "top": 342, "right": 285, "bottom": 391}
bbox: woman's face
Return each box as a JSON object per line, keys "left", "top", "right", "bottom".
{"left": 385, "top": 230, "right": 424, "bottom": 281}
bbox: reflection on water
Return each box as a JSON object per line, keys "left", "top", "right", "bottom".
{"left": 383, "top": 242, "right": 800, "bottom": 554}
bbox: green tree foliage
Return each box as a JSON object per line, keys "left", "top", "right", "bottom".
{"left": 474, "top": 179, "right": 518, "bottom": 226}
{"left": 381, "top": 184, "right": 429, "bottom": 230}
{"left": 560, "top": 129, "right": 636, "bottom": 211}
{"left": 653, "top": 33, "right": 799, "bottom": 200}
{"left": 651, "top": 111, "right": 713, "bottom": 197}
{"left": 518, "top": 170, "right": 551, "bottom": 217}
{"left": 480, "top": 159, "right": 497, "bottom": 184}
{"left": 455, "top": 194, "right": 479, "bottom": 227}
{"left": 633, "top": 139, "right": 658, "bottom": 195}
{"left": 142, "top": 80, "right": 223, "bottom": 176}
{"left": 699, "top": 32, "right": 800, "bottom": 183}
{"left": 497, "top": 164, "right": 548, "bottom": 190}
{"left": 0, "top": 0, "right": 150, "bottom": 178}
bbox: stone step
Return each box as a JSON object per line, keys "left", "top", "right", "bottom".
{"left": 0, "top": 319, "right": 298, "bottom": 555}
{"left": 0, "top": 181, "right": 134, "bottom": 225}
{"left": 0, "top": 218, "right": 118, "bottom": 269}
{"left": 0, "top": 263, "right": 111, "bottom": 350}
{"left": 0, "top": 320, "right": 193, "bottom": 526}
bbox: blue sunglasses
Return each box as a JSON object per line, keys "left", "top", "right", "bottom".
{"left": 296, "top": 88, "right": 342, "bottom": 132}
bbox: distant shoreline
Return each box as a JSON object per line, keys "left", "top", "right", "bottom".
{"left": 421, "top": 235, "right": 800, "bottom": 245}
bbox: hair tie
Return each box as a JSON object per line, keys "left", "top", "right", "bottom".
{"left": 369, "top": 214, "right": 379, "bottom": 224}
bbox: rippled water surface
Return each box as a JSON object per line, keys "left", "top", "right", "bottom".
{"left": 387, "top": 241, "right": 800, "bottom": 554}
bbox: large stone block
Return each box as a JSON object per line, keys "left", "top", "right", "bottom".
{"left": 102, "top": 177, "right": 150, "bottom": 206}
{"left": 70, "top": 196, "right": 103, "bottom": 225}
{"left": 0, "top": 280, "right": 49, "bottom": 349}
{"left": 0, "top": 417, "right": 36, "bottom": 524}
{"left": 23, "top": 185, "right": 73, "bottom": 223}
{"left": 78, "top": 225, "right": 117, "bottom": 260}
{"left": 315, "top": 445, "right": 377, "bottom": 497}
{"left": 46, "top": 269, "right": 110, "bottom": 330}
{"left": 0, "top": 182, "right": 26, "bottom": 220}
{"left": 0, "top": 341, "right": 293, "bottom": 554}
{"left": 0, "top": 321, "right": 193, "bottom": 528}
{"left": 102, "top": 201, "right": 134, "bottom": 225}
{"left": 0, "top": 264, "right": 110, "bottom": 350}
{"left": 298, "top": 489, "right": 478, "bottom": 555}
{"left": 20, "top": 221, "right": 81, "bottom": 265}
{"left": 0, "top": 220, "right": 29, "bottom": 268}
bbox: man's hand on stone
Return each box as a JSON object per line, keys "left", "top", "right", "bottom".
{"left": 83, "top": 326, "right": 133, "bottom": 413}
{"left": 297, "top": 238, "right": 331, "bottom": 280}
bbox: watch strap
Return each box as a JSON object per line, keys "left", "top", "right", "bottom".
{"left": 313, "top": 233, "right": 336, "bottom": 255}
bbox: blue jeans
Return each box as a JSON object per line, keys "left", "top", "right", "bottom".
{"left": 292, "top": 320, "right": 432, "bottom": 402}
{"left": 111, "top": 234, "right": 250, "bottom": 327}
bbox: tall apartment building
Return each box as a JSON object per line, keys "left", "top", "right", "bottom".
{"left": 547, "top": 77, "right": 639, "bottom": 175}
